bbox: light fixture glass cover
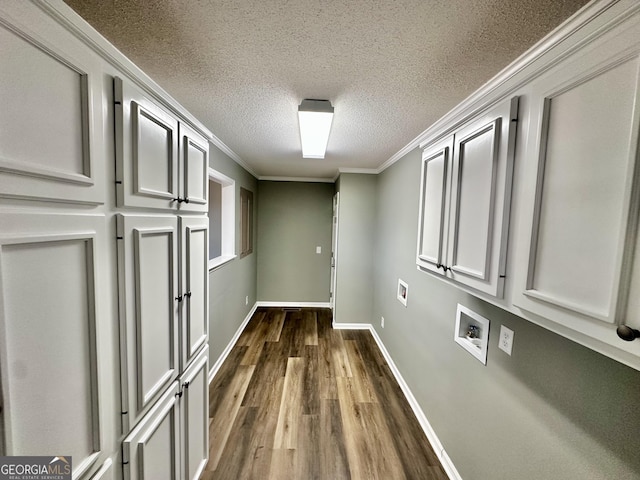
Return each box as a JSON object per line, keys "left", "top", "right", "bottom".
{"left": 298, "top": 99, "right": 334, "bottom": 158}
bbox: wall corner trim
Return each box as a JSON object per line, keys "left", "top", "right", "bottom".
{"left": 368, "top": 325, "right": 464, "bottom": 480}
{"left": 208, "top": 303, "right": 258, "bottom": 384}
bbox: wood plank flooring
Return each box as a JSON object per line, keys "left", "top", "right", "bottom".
{"left": 200, "top": 307, "right": 447, "bottom": 480}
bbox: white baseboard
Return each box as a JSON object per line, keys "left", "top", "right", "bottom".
{"left": 208, "top": 303, "right": 257, "bottom": 384}
{"left": 367, "top": 325, "right": 463, "bottom": 480}
{"left": 256, "top": 301, "right": 331, "bottom": 308}
{"left": 332, "top": 322, "right": 371, "bottom": 330}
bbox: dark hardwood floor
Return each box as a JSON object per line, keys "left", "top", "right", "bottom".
{"left": 200, "top": 307, "right": 448, "bottom": 480}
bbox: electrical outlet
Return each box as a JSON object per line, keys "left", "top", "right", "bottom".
{"left": 381, "top": 316, "right": 385, "bottom": 328}
{"left": 245, "top": 295, "right": 249, "bottom": 306}
{"left": 499, "top": 325, "right": 514, "bottom": 355}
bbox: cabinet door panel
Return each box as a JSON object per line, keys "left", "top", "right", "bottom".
{"left": 117, "top": 215, "right": 179, "bottom": 431}
{"left": 449, "top": 120, "right": 498, "bottom": 279}
{"left": 517, "top": 55, "right": 640, "bottom": 325}
{"left": 416, "top": 136, "right": 453, "bottom": 273}
{"left": 0, "top": 214, "right": 107, "bottom": 478}
{"left": 447, "top": 97, "right": 518, "bottom": 297}
{"left": 179, "top": 347, "right": 209, "bottom": 480}
{"left": 179, "top": 123, "right": 209, "bottom": 213}
{"left": 115, "top": 77, "right": 179, "bottom": 210}
{"left": 180, "top": 217, "right": 209, "bottom": 369}
{"left": 0, "top": 22, "right": 103, "bottom": 204}
{"left": 123, "top": 383, "right": 180, "bottom": 480}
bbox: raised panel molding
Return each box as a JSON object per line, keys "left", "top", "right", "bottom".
{"left": 180, "top": 123, "right": 209, "bottom": 213}
{"left": 181, "top": 217, "right": 209, "bottom": 369}
{"left": 0, "top": 19, "right": 104, "bottom": 205}
{"left": 416, "top": 136, "right": 452, "bottom": 272}
{"left": 117, "top": 215, "right": 179, "bottom": 432}
{"left": 122, "top": 382, "right": 180, "bottom": 480}
{"left": 179, "top": 347, "right": 209, "bottom": 480}
{"left": 115, "top": 77, "right": 180, "bottom": 210}
{"left": 0, "top": 214, "right": 108, "bottom": 479}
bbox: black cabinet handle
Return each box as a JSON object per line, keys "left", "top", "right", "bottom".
{"left": 616, "top": 325, "right": 640, "bottom": 342}
{"left": 175, "top": 295, "right": 183, "bottom": 302}
{"left": 185, "top": 291, "right": 192, "bottom": 298}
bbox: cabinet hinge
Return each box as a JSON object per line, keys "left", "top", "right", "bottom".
{"left": 116, "top": 236, "right": 123, "bottom": 240}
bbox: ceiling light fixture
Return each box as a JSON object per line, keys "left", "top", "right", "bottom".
{"left": 298, "top": 99, "right": 334, "bottom": 159}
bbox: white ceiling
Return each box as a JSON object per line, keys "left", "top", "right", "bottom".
{"left": 65, "top": 0, "right": 590, "bottom": 180}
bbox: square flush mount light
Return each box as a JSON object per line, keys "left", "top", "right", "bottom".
{"left": 298, "top": 99, "right": 334, "bottom": 159}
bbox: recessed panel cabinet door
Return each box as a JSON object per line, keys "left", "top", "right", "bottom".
{"left": 179, "top": 217, "right": 209, "bottom": 370}
{"left": 0, "top": 213, "right": 109, "bottom": 479}
{"left": 178, "top": 347, "right": 209, "bottom": 480}
{"left": 416, "top": 136, "right": 453, "bottom": 274}
{"left": 446, "top": 97, "right": 518, "bottom": 297}
{"left": 115, "top": 77, "right": 179, "bottom": 210}
{"left": 179, "top": 123, "right": 209, "bottom": 213}
{"left": 117, "top": 214, "right": 179, "bottom": 432}
{"left": 514, "top": 39, "right": 640, "bottom": 334}
{"left": 0, "top": 21, "right": 104, "bottom": 204}
{"left": 122, "top": 382, "right": 180, "bottom": 480}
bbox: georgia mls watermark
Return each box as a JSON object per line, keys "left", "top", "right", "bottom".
{"left": 0, "top": 456, "right": 71, "bottom": 480}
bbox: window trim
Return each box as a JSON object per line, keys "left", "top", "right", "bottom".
{"left": 208, "top": 168, "right": 236, "bottom": 270}
{"left": 239, "top": 187, "right": 254, "bottom": 258}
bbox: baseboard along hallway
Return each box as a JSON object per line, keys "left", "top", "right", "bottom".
{"left": 200, "top": 307, "right": 447, "bottom": 480}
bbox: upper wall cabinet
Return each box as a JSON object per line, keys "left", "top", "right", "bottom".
{"left": 115, "top": 77, "right": 208, "bottom": 212}
{"left": 417, "top": 97, "right": 519, "bottom": 298}
{"left": 0, "top": 20, "right": 104, "bottom": 205}
{"left": 513, "top": 18, "right": 640, "bottom": 343}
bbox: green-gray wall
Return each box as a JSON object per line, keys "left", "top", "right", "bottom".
{"left": 256, "top": 181, "right": 333, "bottom": 303}
{"left": 335, "top": 173, "right": 377, "bottom": 324}
{"left": 371, "top": 147, "right": 640, "bottom": 480}
{"left": 208, "top": 145, "right": 258, "bottom": 368}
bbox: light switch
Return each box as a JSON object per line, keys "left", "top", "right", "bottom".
{"left": 316, "top": 246, "right": 321, "bottom": 254}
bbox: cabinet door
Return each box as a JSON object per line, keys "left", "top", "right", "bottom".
{"left": 179, "top": 217, "right": 209, "bottom": 369}
{"left": 446, "top": 97, "right": 518, "bottom": 297}
{"left": 513, "top": 37, "right": 640, "bottom": 332}
{"left": 179, "top": 347, "right": 209, "bottom": 480}
{"left": 0, "top": 213, "right": 109, "bottom": 478}
{"left": 0, "top": 21, "right": 104, "bottom": 205}
{"left": 117, "top": 215, "right": 180, "bottom": 432}
{"left": 179, "top": 123, "right": 209, "bottom": 213}
{"left": 416, "top": 136, "right": 453, "bottom": 274}
{"left": 122, "top": 382, "right": 180, "bottom": 480}
{"left": 115, "top": 77, "right": 179, "bottom": 210}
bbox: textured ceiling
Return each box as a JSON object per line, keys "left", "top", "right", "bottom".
{"left": 64, "top": 0, "right": 590, "bottom": 179}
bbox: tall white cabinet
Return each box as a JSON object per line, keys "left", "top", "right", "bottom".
{"left": 115, "top": 76, "right": 210, "bottom": 480}
{"left": 0, "top": 2, "right": 211, "bottom": 479}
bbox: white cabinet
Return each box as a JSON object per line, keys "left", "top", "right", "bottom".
{"left": 123, "top": 382, "right": 181, "bottom": 480}
{"left": 0, "top": 16, "right": 104, "bottom": 205}
{"left": 117, "top": 214, "right": 180, "bottom": 431}
{"left": 117, "top": 214, "right": 209, "bottom": 430}
{"left": 417, "top": 97, "right": 519, "bottom": 298}
{"left": 513, "top": 21, "right": 640, "bottom": 342}
{"left": 178, "top": 347, "right": 209, "bottom": 480}
{"left": 115, "top": 77, "right": 209, "bottom": 212}
{"left": 0, "top": 212, "right": 111, "bottom": 479}
{"left": 179, "top": 217, "right": 209, "bottom": 370}
{"left": 122, "top": 347, "right": 208, "bottom": 480}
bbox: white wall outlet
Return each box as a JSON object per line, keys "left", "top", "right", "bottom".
{"left": 245, "top": 295, "right": 249, "bottom": 306}
{"left": 381, "top": 316, "right": 385, "bottom": 328}
{"left": 316, "top": 246, "right": 321, "bottom": 254}
{"left": 499, "top": 325, "right": 514, "bottom": 355}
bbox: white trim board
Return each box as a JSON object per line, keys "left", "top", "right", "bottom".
{"left": 367, "top": 324, "right": 463, "bottom": 480}
{"left": 332, "top": 322, "right": 371, "bottom": 330}
{"left": 255, "top": 301, "right": 331, "bottom": 308}
{"left": 208, "top": 303, "right": 257, "bottom": 384}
